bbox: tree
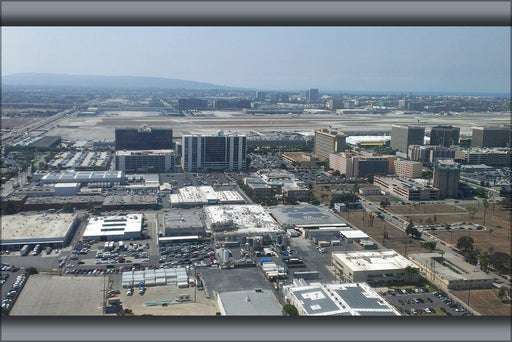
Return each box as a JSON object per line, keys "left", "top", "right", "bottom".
{"left": 283, "top": 304, "right": 299, "bottom": 316}
{"left": 478, "top": 251, "right": 490, "bottom": 273}
{"left": 457, "top": 236, "right": 474, "bottom": 251}
{"left": 421, "top": 241, "right": 436, "bottom": 252}
{"left": 474, "top": 187, "right": 488, "bottom": 199}
{"left": 367, "top": 175, "right": 374, "bottom": 184}
{"left": 482, "top": 199, "right": 489, "bottom": 226}
{"left": 404, "top": 266, "right": 418, "bottom": 283}
{"left": 498, "top": 286, "right": 510, "bottom": 302}
{"left": 467, "top": 207, "right": 477, "bottom": 219}
{"left": 333, "top": 170, "right": 341, "bottom": 176}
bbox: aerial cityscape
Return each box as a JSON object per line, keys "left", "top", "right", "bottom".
{"left": 1, "top": 27, "right": 511, "bottom": 322}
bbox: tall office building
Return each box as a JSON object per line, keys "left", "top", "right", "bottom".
{"left": 430, "top": 126, "right": 460, "bottom": 147}
{"left": 390, "top": 125, "right": 425, "bottom": 153}
{"left": 314, "top": 129, "right": 347, "bottom": 159}
{"left": 182, "top": 134, "right": 247, "bottom": 172}
{"left": 433, "top": 159, "right": 461, "bottom": 199}
{"left": 115, "top": 150, "right": 175, "bottom": 173}
{"left": 115, "top": 127, "right": 173, "bottom": 151}
{"left": 471, "top": 126, "right": 511, "bottom": 148}
{"left": 308, "top": 88, "right": 319, "bottom": 102}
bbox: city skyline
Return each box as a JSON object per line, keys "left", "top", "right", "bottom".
{"left": 2, "top": 27, "right": 510, "bottom": 95}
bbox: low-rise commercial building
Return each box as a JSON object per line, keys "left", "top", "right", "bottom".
{"left": 331, "top": 250, "right": 419, "bottom": 284}
{"left": 285, "top": 282, "right": 400, "bottom": 316}
{"left": 82, "top": 213, "right": 143, "bottom": 241}
{"left": 217, "top": 289, "right": 282, "bottom": 316}
{"left": 159, "top": 209, "right": 205, "bottom": 237}
{"left": 281, "top": 152, "right": 323, "bottom": 170}
{"left": 374, "top": 176, "right": 440, "bottom": 201}
{"left": 37, "top": 170, "right": 124, "bottom": 187}
{"left": 408, "top": 145, "right": 455, "bottom": 164}
{"left": 408, "top": 253, "right": 495, "bottom": 290}
{"left": 1, "top": 212, "right": 79, "bottom": 249}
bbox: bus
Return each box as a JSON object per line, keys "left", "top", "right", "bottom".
{"left": 20, "top": 245, "right": 31, "bottom": 256}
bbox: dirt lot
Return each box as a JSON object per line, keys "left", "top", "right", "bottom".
{"left": 387, "top": 202, "right": 512, "bottom": 255}
{"left": 312, "top": 184, "right": 355, "bottom": 205}
{"left": 451, "top": 289, "right": 512, "bottom": 316}
{"left": 1, "top": 118, "right": 36, "bottom": 129}
{"left": 337, "top": 211, "right": 431, "bottom": 256}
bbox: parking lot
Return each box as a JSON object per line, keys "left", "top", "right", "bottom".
{"left": 1, "top": 265, "right": 26, "bottom": 313}
{"left": 381, "top": 288, "right": 472, "bottom": 316}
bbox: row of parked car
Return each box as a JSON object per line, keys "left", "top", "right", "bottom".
{"left": 2, "top": 273, "right": 27, "bottom": 312}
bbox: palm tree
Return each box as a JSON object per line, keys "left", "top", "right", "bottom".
{"left": 478, "top": 251, "right": 489, "bottom": 272}
{"left": 482, "top": 199, "right": 489, "bottom": 226}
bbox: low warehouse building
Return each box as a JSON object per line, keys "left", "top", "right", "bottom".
{"left": 285, "top": 283, "right": 400, "bottom": 316}
{"left": 408, "top": 252, "right": 495, "bottom": 290}
{"left": 1, "top": 212, "right": 79, "bottom": 249}
{"left": 82, "top": 213, "right": 143, "bottom": 241}
{"left": 331, "top": 250, "right": 419, "bottom": 285}
{"left": 217, "top": 289, "right": 282, "bottom": 316}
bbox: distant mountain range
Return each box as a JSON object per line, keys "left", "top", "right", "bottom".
{"left": 2, "top": 73, "right": 236, "bottom": 90}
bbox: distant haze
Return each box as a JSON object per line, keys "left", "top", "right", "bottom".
{"left": 2, "top": 73, "right": 233, "bottom": 90}
{"left": 2, "top": 27, "right": 510, "bottom": 94}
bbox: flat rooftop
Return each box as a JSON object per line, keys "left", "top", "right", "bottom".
{"left": 170, "top": 186, "right": 245, "bottom": 206}
{"left": 270, "top": 205, "right": 346, "bottom": 226}
{"left": 1, "top": 213, "right": 77, "bottom": 244}
{"left": 161, "top": 209, "right": 204, "bottom": 230}
{"left": 408, "top": 253, "right": 495, "bottom": 282}
{"left": 218, "top": 289, "right": 282, "bottom": 316}
{"left": 287, "top": 283, "right": 399, "bottom": 316}
{"left": 204, "top": 204, "right": 281, "bottom": 234}
{"left": 332, "top": 250, "right": 417, "bottom": 272}
{"left": 83, "top": 213, "right": 142, "bottom": 238}
{"left": 40, "top": 170, "right": 124, "bottom": 183}
{"left": 10, "top": 275, "right": 104, "bottom": 316}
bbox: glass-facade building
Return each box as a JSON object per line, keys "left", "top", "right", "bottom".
{"left": 390, "top": 125, "right": 425, "bottom": 153}
{"left": 182, "top": 135, "right": 247, "bottom": 172}
{"left": 115, "top": 127, "right": 173, "bottom": 150}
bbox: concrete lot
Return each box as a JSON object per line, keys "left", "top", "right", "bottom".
{"left": 10, "top": 274, "right": 104, "bottom": 316}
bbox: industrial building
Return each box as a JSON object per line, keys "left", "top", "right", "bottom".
{"left": 158, "top": 209, "right": 205, "bottom": 237}
{"left": 102, "top": 194, "right": 160, "bottom": 210}
{"left": 82, "top": 213, "right": 143, "bottom": 241}
{"left": 430, "top": 125, "right": 460, "bottom": 147}
{"left": 182, "top": 134, "right": 247, "bottom": 172}
{"left": 454, "top": 148, "right": 510, "bottom": 167}
{"left": 331, "top": 250, "right": 420, "bottom": 284}
{"left": 329, "top": 152, "right": 396, "bottom": 178}
{"left": 115, "top": 150, "right": 175, "bottom": 173}
{"left": 37, "top": 170, "right": 124, "bottom": 187}
{"left": 204, "top": 204, "right": 282, "bottom": 239}
{"left": 374, "top": 176, "right": 440, "bottom": 201}
{"left": 269, "top": 205, "right": 348, "bottom": 229}
{"left": 285, "top": 282, "right": 400, "bottom": 316}
{"left": 54, "top": 183, "right": 80, "bottom": 196}
{"left": 433, "top": 159, "right": 461, "bottom": 199}
{"left": 1, "top": 212, "right": 79, "bottom": 249}
{"left": 390, "top": 125, "right": 425, "bottom": 153}
{"left": 408, "top": 145, "right": 456, "bottom": 164}
{"left": 217, "top": 289, "right": 282, "bottom": 316}
{"left": 408, "top": 253, "right": 495, "bottom": 290}
{"left": 314, "top": 129, "right": 347, "bottom": 159}
{"left": 394, "top": 159, "right": 423, "bottom": 178}
{"left": 115, "top": 126, "right": 173, "bottom": 150}
{"left": 471, "top": 126, "right": 510, "bottom": 148}
{"left": 169, "top": 186, "right": 245, "bottom": 208}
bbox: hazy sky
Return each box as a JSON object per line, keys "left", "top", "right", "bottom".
{"left": 2, "top": 27, "right": 510, "bottom": 93}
